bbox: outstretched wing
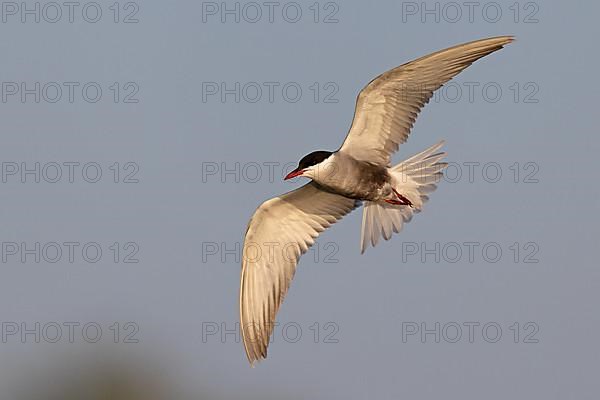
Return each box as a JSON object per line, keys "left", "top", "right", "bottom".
{"left": 240, "top": 182, "right": 359, "bottom": 365}
{"left": 339, "top": 36, "right": 514, "bottom": 166}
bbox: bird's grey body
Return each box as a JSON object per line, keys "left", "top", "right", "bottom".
{"left": 307, "top": 151, "right": 392, "bottom": 201}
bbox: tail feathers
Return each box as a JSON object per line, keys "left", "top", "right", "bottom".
{"left": 360, "top": 141, "right": 447, "bottom": 254}
{"left": 393, "top": 140, "right": 445, "bottom": 168}
{"left": 361, "top": 202, "right": 414, "bottom": 253}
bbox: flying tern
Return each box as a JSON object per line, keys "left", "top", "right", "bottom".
{"left": 239, "top": 36, "right": 514, "bottom": 365}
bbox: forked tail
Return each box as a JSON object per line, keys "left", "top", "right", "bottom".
{"left": 360, "top": 141, "right": 447, "bottom": 253}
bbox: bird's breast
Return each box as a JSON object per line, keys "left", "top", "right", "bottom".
{"left": 312, "top": 154, "right": 390, "bottom": 201}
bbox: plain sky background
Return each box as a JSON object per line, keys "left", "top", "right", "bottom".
{"left": 1, "top": 0, "right": 599, "bottom": 398}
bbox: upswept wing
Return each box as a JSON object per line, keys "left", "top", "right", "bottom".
{"left": 339, "top": 36, "right": 514, "bottom": 166}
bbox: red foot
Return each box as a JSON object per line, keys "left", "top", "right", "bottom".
{"left": 388, "top": 188, "right": 413, "bottom": 208}
{"left": 385, "top": 199, "right": 404, "bottom": 205}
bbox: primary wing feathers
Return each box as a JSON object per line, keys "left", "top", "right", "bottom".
{"left": 340, "top": 36, "right": 514, "bottom": 165}
{"left": 240, "top": 182, "right": 359, "bottom": 365}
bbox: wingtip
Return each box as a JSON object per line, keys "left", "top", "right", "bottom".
{"left": 488, "top": 35, "right": 515, "bottom": 43}
{"left": 495, "top": 35, "right": 516, "bottom": 46}
{"left": 503, "top": 35, "right": 516, "bottom": 45}
{"left": 469, "top": 35, "right": 515, "bottom": 48}
{"left": 246, "top": 355, "right": 261, "bottom": 368}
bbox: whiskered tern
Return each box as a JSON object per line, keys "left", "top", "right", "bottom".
{"left": 239, "top": 36, "right": 514, "bottom": 365}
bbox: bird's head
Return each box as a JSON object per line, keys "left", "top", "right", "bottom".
{"left": 284, "top": 151, "right": 333, "bottom": 180}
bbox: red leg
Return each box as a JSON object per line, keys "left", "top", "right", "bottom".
{"left": 391, "top": 188, "right": 413, "bottom": 207}
{"left": 385, "top": 199, "right": 405, "bottom": 205}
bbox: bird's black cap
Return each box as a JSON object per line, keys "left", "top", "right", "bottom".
{"left": 298, "top": 151, "right": 333, "bottom": 169}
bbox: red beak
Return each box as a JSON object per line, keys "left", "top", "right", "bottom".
{"left": 284, "top": 169, "right": 305, "bottom": 180}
